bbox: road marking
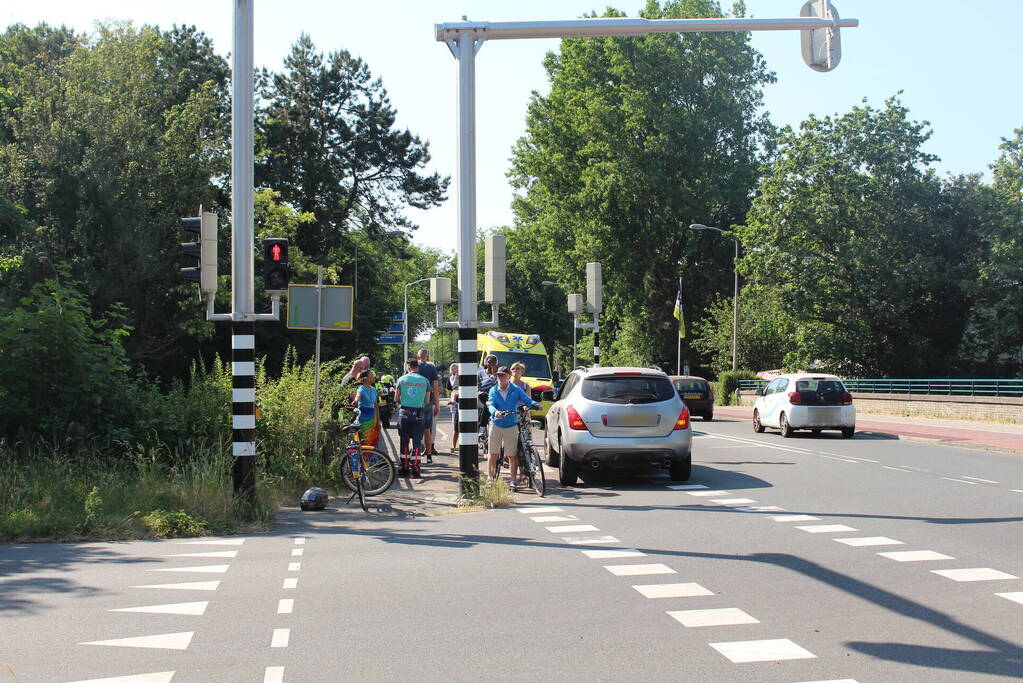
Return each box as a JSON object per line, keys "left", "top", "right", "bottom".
{"left": 270, "top": 629, "right": 290, "bottom": 648}
{"left": 517, "top": 506, "right": 562, "bottom": 513}
{"left": 277, "top": 599, "right": 294, "bottom": 614}
{"left": 562, "top": 536, "right": 620, "bottom": 544}
{"left": 791, "top": 679, "right": 859, "bottom": 683}
{"left": 292, "top": 548, "right": 304, "bottom": 556}
{"left": 151, "top": 565, "right": 229, "bottom": 574}
{"left": 931, "top": 568, "right": 1018, "bottom": 582}
{"left": 283, "top": 578, "right": 298, "bottom": 589}
{"left": 111, "top": 601, "right": 208, "bottom": 616}
{"left": 941, "top": 477, "right": 979, "bottom": 485}
{"left": 668, "top": 607, "right": 759, "bottom": 627}
{"left": 294, "top": 537, "right": 306, "bottom": 545}
{"left": 882, "top": 466, "right": 911, "bottom": 472}
{"left": 686, "top": 490, "right": 730, "bottom": 497}
{"left": 67, "top": 673, "right": 176, "bottom": 683}
{"left": 531, "top": 515, "right": 579, "bottom": 522}
{"left": 734, "top": 506, "right": 785, "bottom": 512}
{"left": 604, "top": 564, "right": 675, "bottom": 576}
{"left": 833, "top": 537, "right": 904, "bottom": 547}
{"left": 132, "top": 581, "right": 220, "bottom": 591}
{"left": 264, "top": 667, "right": 285, "bottom": 683}
{"left": 771, "top": 514, "right": 820, "bottom": 522}
{"left": 167, "top": 551, "right": 238, "bottom": 559}
{"left": 81, "top": 632, "right": 194, "bottom": 650}
{"left": 796, "top": 524, "right": 858, "bottom": 533}
{"left": 288, "top": 562, "right": 301, "bottom": 571}
{"left": 667, "top": 484, "right": 708, "bottom": 490}
{"left": 581, "top": 548, "right": 644, "bottom": 559}
{"left": 633, "top": 583, "right": 713, "bottom": 599}
{"left": 820, "top": 454, "right": 860, "bottom": 463}
{"left": 710, "top": 498, "right": 757, "bottom": 505}
{"left": 878, "top": 550, "right": 954, "bottom": 562}
{"left": 996, "top": 592, "right": 1023, "bottom": 605}
{"left": 710, "top": 638, "right": 816, "bottom": 663}
{"left": 546, "top": 525, "right": 599, "bottom": 533}
{"left": 1013, "top": 490, "right": 1023, "bottom": 493}
{"left": 178, "top": 538, "right": 245, "bottom": 546}
{"left": 961, "top": 476, "right": 999, "bottom": 484}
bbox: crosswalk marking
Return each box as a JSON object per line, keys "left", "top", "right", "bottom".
{"left": 833, "top": 537, "right": 903, "bottom": 547}
{"left": 292, "top": 549, "right": 304, "bottom": 556}
{"left": 517, "top": 506, "right": 562, "bottom": 514}
{"left": 531, "top": 515, "right": 579, "bottom": 522}
{"left": 931, "top": 568, "right": 1018, "bottom": 582}
{"left": 796, "top": 524, "right": 858, "bottom": 533}
{"left": 686, "top": 490, "right": 730, "bottom": 497}
{"left": 581, "top": 548, "right": 644, "bottom": 559}
{"left": 604, "top": 564, "right": 675, "bottom": 576}
{"left": 546, "top": 524, "right": 599, "bottom": 533}
{"left": 877, "top": 550, "right": 953, "bottom": 562}
{"left": 81, "top": 632, "right": 194, "bottom": 651}
{"left": 562, "top": 536, "right": 620, "bottom": 544}
{"left": 668, "top": 607, "right": 759, "bottom": 628}
{"left": 111, "top": 601, "right": 208, "bottom": 616}
{"left": 667, "top": 484, "right": 708, "bottom": 490}
{"left": 734, "top": 506, "right": 785, "bottom": 512}
{"left": 771, "top": 515, "right": 819, "bottom": 522}
{"left": 995, "top": 592, "right": 1023, "bottom": 605}
{"left": 710, "top": 498, "right": 757, "bottom": 505}
{"left": 151, "top": 565, "right": 229, "bottom": 574}
{"left": 633, "top": 583, "right": 714, "bottom": 599}
{"left": 67, "top": 672, "right": 176, "bottom": 683}
{"left": 289, "top": 562, "right": 301, "bottom": 571}
{"left": 177, "top": 538, "right": 245, "bottom": 546}
{"left": 709, "top": 638, "right": 816, "bottom": 663}
{"left": 132, "top": 581, "right": 220, "bottom": 591}
{"left": 167, "top": 551, "right": 238, "bottom": 559}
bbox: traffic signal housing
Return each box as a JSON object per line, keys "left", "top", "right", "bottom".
{"left": 180, "top": 208, "right": 218, "bottom": 294}
{"left": 263, "top": 238, "right": 290, "bottom": 292}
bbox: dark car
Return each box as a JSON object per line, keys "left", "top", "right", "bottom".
{"left": 671, "top": 376, "right": 714, "bottom": 421}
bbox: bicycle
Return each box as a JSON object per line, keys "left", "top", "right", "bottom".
{"left": 490, "top": 405, "right": 545, "bottom": 496}
{"left": 477, "top": 390, "right": 490, "bottom": 457}
{"left": 334, "top": 410, "right": 397, "bottom": 512}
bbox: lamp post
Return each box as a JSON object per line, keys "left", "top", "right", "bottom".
{"left": 542, "top": 280, "right": 578, "bottom": 371}
{"left": 690, "top": 224, "right": 739, "bottom": 371}
{"left": 403, "top": 278, "right": 431, "bottom": 363}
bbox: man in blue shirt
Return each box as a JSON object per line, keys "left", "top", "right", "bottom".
{"left": 488, "top": 366, "right": 541, "bottom": 491}
{"left": 396, "top": 358, "right": 432, "bottom": 478}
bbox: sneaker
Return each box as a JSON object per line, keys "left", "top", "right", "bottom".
{"left": 411, "top": 468, "right": 422, "bottom": 479}
{"left": 426, "top": 453, "right": 434, "bottom": 464}
{"left": 508, "top": 481, "right": 518, "bottom": 492}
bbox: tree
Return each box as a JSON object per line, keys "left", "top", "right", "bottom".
{"left": 740, "top": 96, "right": 990, "bottom": 376}
{"left": 509, "top": 0, "right": 775, "bottom": 368}
{"left": 257, "top": 35, "right": 448, "bottom": 264}
{"left": 690, "top": 284, "right": 795, "bottom": 374}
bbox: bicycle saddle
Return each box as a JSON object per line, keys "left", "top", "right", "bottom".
{"left": 342, "top": 422, "right": 361, "bottom": 434}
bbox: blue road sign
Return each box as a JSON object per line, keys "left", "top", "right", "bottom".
{"left": 376, "top": 334, "right": 404, "bottom": 344}
{"left": 386, "top": 323, "right": 404, "bottom": 333}
{"left": 392, "top": 312, "right": 405, "bottom": 321}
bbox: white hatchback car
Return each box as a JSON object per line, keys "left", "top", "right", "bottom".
{"left": 752, "top": 373, "right": 856, "bottom": 438}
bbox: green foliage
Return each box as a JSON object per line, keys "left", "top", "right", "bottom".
{"left": 715, "top": 369, "right": 758, "bottom": 406}
{"left": 690, "top": 284, "right": 796, "bottom": 373}
{"left": 141, "top": 509, "right": 210, "bottom": 538}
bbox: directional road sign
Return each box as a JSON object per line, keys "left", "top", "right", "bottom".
{"left": 376, "top": 334, "right": 404, "bottom": 344}
{"left": 287, "top": 284, "right": 353, "bottom": 331}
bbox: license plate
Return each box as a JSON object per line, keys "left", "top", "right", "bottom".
{"left": 684, "top": 394, "right": 702, "bottom": 399}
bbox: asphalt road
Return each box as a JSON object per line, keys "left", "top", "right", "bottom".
{"left": 3, "top": 415, "right": 1022, "bottom": 682}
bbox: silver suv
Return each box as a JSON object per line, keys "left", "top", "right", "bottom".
{"left": 544, "top": 367, "right": 692, "bottom": 486}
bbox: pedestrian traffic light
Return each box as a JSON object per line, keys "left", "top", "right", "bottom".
{"left": 180, "top": 208, "right": 218, "bottom": 294}
{"left": 263, "top": 238, "right": 289, "bottom": 292}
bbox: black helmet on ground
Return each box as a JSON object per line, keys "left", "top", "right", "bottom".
{"left": 300, "top": 487, "right": 328, "bottom": 511}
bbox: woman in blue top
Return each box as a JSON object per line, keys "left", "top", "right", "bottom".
{"left": 488, "top": 366, "right": 541, "bottom": 491}
{"left": 352, "top": 369, "right": 380, "bottom": 449}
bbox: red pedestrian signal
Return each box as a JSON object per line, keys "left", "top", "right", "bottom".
{"left": 263, "top": 238, "right": 289, "bottom": 292}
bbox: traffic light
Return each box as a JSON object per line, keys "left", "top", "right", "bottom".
{"left": 180, "top": 208, "right": 217, "bottom": 294}
{"left": 263, "top": 238, "right": 289, "bottom": 292}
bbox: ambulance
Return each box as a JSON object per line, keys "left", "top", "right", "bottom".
{"left": 477, "top": 331, "right": 556, "bottom": 421}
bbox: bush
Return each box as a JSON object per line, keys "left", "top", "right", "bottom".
{"left": 715, "top": 369, "right": 759, "bottom": 405}
{"left": 141, "top": 509, "right": 210, "bottom": 538}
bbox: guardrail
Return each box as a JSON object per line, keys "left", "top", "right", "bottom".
{"left": 737, "top": 378, "right": 1023, "bottom": 397}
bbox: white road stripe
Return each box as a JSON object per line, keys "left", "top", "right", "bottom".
{"left": 942, "top": 477, "right": 979, "bottom": 485}
{"left": 277, "top": 599, "right": 294, "bottom": 614}
{"left": 878, "top": 550, "right": 954, "bottom": 562}
{"left": 517, "top": 506, "right": 562, "bottom": 513}
{"left": 796, "top": 524, "right": 858, "bottom": 533}
{"left": 604, "top": 564, "right": 675, "bottom": 576}
{"left": 151, "top": 565, "right": 229, "bottom": 574}
{"left": 882, "top": 466, "right": 911, "bottom": 472}
{"left": 709, "top": 638, "right": 816, "bottom": 663}
{"left": 132, "top": 581, "right": 220, "bottom": 591}
{"left": 710, "top": 498, "right": 756, "bottom": 505}
{"left": 1012, "top": 489, "right": 1023, "bottom": 493}
{"left": 562, "top": 536, "right": 620, "bottom": 544}
{"left": 291, "top": 549, "right": 304, "bottom": 556}
{"left": 167, "top": 551, "right": 238, "bottom": 559}
{"left": 270, "top": 629, "right": 290, "bottom": 648}
{"left": 581, "top": 548, "right": 644, "bottom": 559}
{"left": 961, "top": 476, "right": 999, "bottom": 484}
{"left": 288, "top": 562, "right": 301, "bottom": 571}
{"left": 667, "top": 484, "right": 708, "bottom": 490}
{"left": 263, "top": 667, "right": 285, "bottom": 683}
{"left": 995, "top": 592, "right": 1023, "bottom": 605}
{"left": 833, "top": 537, "right": 903, "bottom": 547}
{"left": 67, "top": 672, "right": 176, "bottom": 683}
{"left": 686, "top": 490, "right": 730, "bottom": 497}
{"left": 546, "top": 525, "right": 599, "bottom": 533}
{"left": 111, "top": 601, "right": 208, "bottom": 616}
{"left": 294, "top": 537, "right": 306, "bottom": 545}
{"left": 81, "top": 632, "right": 193, "bottom": 651}
{"left": 531, "top": 515, "right": 579, "bottom": 522}
{"left": 633, "top": 583, "right": 713, "bottom": 599}
{"left": 931, "top": 568, "right": 1018, "bottom": 582}
{"left": 668, "top": 607, "right": 759, "bottom": 627}
{"left": 771, "top": 514, "right": 819, "bottom": 522}
{"left": 178, "top": 539, "right": 245, "bottom": 546}
{"left": 283, "top": 578, "right": 298, "bottom": 589}
{"left": 819, "top": 454, "right": 860, "bottom": 463}
{"left": 734, "top": 506, "right": 785, "bottom": 512}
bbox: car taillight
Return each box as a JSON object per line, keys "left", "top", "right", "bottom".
{"left": 709, "top": 387, "right": 715, "bottom": 401}
{"left": 566, "top": 405, "right": 587, "bottom": 430}
{"left": 842, "top": 392, "right": 853, "bottom": 405}
{"left": 673, "top": 404, "right": 690, "bottom": 430}
{"left": 788, "top": 391, "right": 803, "bottom": 405}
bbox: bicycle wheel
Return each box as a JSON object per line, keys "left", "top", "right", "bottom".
{"left": 356, "top": 471, "right": 367, "bottom": 511}
{"left": 341, "top": 448, "right": 396, "bottom": 496}
{"left": 528, "top": 445, "right": 545, "bottom": 497}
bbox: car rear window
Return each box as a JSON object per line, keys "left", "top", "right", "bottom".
{"left": 581, "top": 376, "right": 676, "bottom": 404}
{"left": 794, "top": 379, "right": 845, "bottom": 394}
{"left": 673, "top": 379, "right": 708, "bottom": 393}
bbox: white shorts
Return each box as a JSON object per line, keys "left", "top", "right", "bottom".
{"left": 488, "top": 424, "right": 520, "bottom": 459}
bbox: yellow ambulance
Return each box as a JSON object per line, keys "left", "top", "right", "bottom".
{"left": 477, "top": 331, "right": 555, "bottom": 421}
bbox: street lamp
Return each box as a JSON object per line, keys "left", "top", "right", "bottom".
{"left": 404, "top": 278, "right": 431, "bottom": 363}
{"left": 542, "top": 280, "right": 578, "bottom": 371}
{"left": 690, "top": 224, "right": 739, "bottom": 371}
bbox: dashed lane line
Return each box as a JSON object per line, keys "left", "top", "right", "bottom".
{"left": 294, "top": 537, "right": 306, "bottom": 545}
{"left": 277, "top": 599, "right": 294, "bottom": 614}
{"left": 791, "top": 679, "right": 859, "bottom": 683}
{"left": 833, "top": 537, "right": 904, "bottom": 547}
{"left": 264, "top": 667, "right": 285, "bottom": 683}
{"left": 877, "top": 550, "right": 954, "bottom": 562}
{"left": 110, "top": 602, "right": 208, "bottom": 616}
{"left": 941, "top": 477, "right": 979, "bottom": 485}
{"left": 270, "top": 629, "right": 290, "bottom": 648}
{"left": 282, "top": 578, "right": 298, "bottom": 589}
{"left": 291, "top": 548, "right": 304, "bottom": 556}
{"left": 288, "top": 562, "right": 301, "bottom": 571}
{"left": 961, "top": 476, "right": 999, "bottom": 484}
{"left": 604, "top": 564, "right": 675, "bottom": 576}
{"left": 931, "top": 568, "right": 1019, "bottom": 582}
{"left": 709, "top": 638, "right": 816, "bottom": 663}
{"left": 633, "top": 583, "right": 714, "bottom": 599}
{"left": 668, "top": 608, "right": 760, "bottom": 628}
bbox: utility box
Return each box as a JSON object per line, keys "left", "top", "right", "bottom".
{"left": 484, "top": 234, "right": 506, "bottom": 304}
{"left": 567, "top": 293, "right": 585, "bottom": 314}
{"left": 586, "top": 262, "right": 602, "bottom": 313}
{"left": 430, "top": 277, "right": 452, "bottom": 305}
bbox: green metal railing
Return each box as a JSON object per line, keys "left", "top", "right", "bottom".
{"left": 737, "top": 378, "right": 1023, "bottom": 397}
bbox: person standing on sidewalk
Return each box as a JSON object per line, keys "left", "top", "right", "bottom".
{"left": 416, "top": 348, "right": 441, "bottom": 464}
{"left": 448, "top": 362, "right": 460, "bottom": 453}
{"left": 396, "top": 358, "right": 431, "bottom": 478}
{"left": 488, "top": 366, "right": 541, "bottom": 491}
{"left": 351, "top": 369, "right": 380, "bottom": 449}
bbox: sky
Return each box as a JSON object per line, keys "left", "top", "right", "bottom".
{"left": 3, "top": 1, "right": 1021, "bottom": 255}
